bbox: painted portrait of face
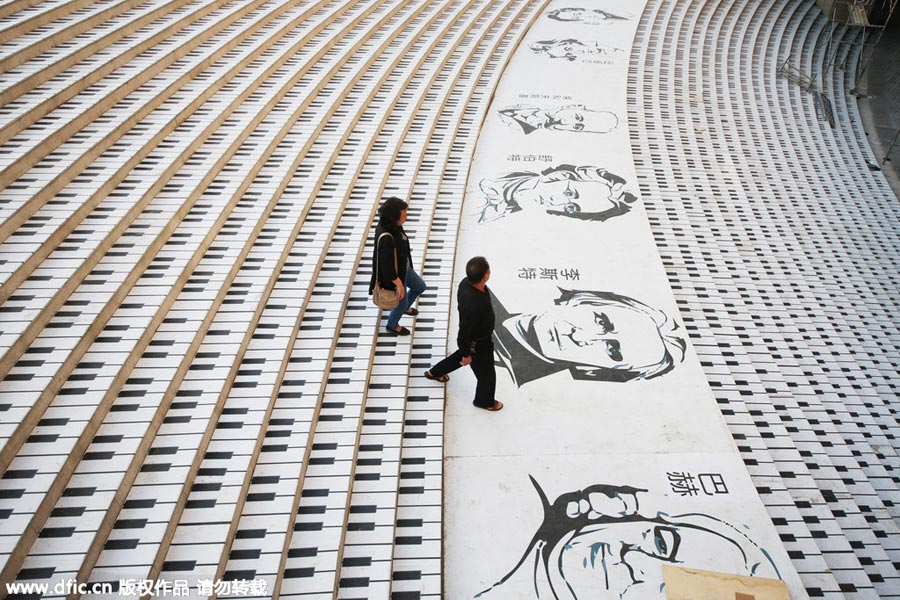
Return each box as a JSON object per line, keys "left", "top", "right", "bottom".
{"left": 477, "top": 165, "right": 637, "bottom": 224}
{"left": 533, "top": 292, "right": 674, "bottom": 376}
{"left": 494, "top": 289, "right": 686, "bottom": 385}
{"left": 476, "top": 478, "right": 782, "bottom": 600}
{"left": 547, "top": 7, "right": 629, "bottom": 23}
{"left": 497, "top": 104, "right": 618, "bottom": 135}
{"left": 528, "top": 39, "right": 624, "bottom": 61}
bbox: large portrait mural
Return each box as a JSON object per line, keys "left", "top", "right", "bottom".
{"left": 497, "top": 104, "right": 619, "bottom": 135}
{"left": 445, "top": 1, "right": 805, "bottom": 598}
{"left": 547, "top": 7, "right": 630, "bottom": 23}
{"left": 476, "top": 477, "right": 782, "bottom": 600}
{"left": 477, "top": 165, "right": 637, "bottom": 223}
{"left": 492, "top": 289, "right": 686, "bottom": 385}
{"left": 528, "top": 39, "right": 624, "bottom": 61}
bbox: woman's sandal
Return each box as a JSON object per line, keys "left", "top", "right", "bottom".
{"left": 424, "top": 371, "right": 449, "bottom": 383}
{"left": 385, "top": 326, "right": 410, "bottom": 336}
{"left": 405, "top": 307, "right": 419, "bottom": 316}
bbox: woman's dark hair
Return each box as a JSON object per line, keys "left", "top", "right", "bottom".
{"left": 378, "top": 196, "right": 408, "bottom": 228}
{"left": 466, "top": 256, "right": 490, "bottom": 284}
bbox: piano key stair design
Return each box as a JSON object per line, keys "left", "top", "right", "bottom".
{"left": 630, "top": 1, "right": 900, "bottom": 599}
{"left": 0, "top": 0, "right": 548, "bottom": 597}
{"left": 0, "top": 0, "right": 896, "bottom": 599}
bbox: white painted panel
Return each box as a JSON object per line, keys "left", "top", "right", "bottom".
{"left": 443, "top": 2, "right": 808, "bottom": 599}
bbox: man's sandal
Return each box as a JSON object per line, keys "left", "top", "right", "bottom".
{"left": 475, "top": 400, "right": 503, "bottom": 411}
{"left": 424, "top": 371, "right": 449, "bottom": 383}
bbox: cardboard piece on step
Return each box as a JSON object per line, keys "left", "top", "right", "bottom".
{"left": 663, "top": 565, "right": 791, "bottom": 600}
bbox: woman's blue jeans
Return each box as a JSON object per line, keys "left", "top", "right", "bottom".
{"left": 387, "top": 267, "right": 426, "bottom": 329}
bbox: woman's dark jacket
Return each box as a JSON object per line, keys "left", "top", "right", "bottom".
{"left": 369, "top": 223, "right": 411, "bottom": 293}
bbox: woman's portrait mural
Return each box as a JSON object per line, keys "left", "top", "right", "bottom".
{"left": 528, "top": 39, "right": 624, "bottom": 61}
{"left": 497, "top": 104, "right": 619, "bottom": 135}
{"left": 492, "top": 289, "right": 686, "bottom": 385}
{"left": 547, "top": 7, "right": 629, "bottom": 23}
{"left": 476, "top": 477, "right": 782, "bottom": 600}
{"left": 477, "top": 165, "right": 637, "bottom": 224}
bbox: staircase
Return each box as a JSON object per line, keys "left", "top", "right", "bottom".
{"left": 0, "top": 0, "right": 547, "bottom": 597}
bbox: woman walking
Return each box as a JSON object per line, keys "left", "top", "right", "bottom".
{"left": 369, "top": 197, "right": 427, "bottom": 335}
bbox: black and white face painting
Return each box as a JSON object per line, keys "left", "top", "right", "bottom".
{"left": 529, "top": 39, "right": 624, "bottom": 61}
{"left": 497, "top": 104, "right": 619, "bottom": 135}
{"left": 492, "top": 289, "right": 686, "bottom": 386}
{"left": 476, "top": 478, "right": 782, "bottom": 600}
{"left": 547, "top": 7, "right": 629, "bottom": 23}
{"left": 477, "top": 165, "right": 637, "bottom": 224}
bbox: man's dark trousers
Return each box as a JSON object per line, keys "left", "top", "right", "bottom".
{"left": 429, "top": 339, "right": 496, "bottom": 408}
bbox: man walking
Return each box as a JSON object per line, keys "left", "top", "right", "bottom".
{"left": 424, "top": 256, "right": 502, "bottom": 411}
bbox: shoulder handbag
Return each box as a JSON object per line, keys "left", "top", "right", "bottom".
{"left": 372, "top": 232, "right": 401, "bottom": 310}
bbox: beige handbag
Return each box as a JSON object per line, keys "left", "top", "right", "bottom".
{"left": 372, "top": 232, "right": 401, "bottom": 310}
